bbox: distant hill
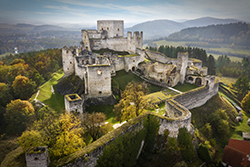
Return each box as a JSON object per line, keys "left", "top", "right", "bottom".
{"left": 167, "top": 22, "right": 250, "bottom": 46}
{"left": 125, "top": 19, "right": 183, "bottom": 39}
{"left": 33, "top": 25, "right": 66, "bottom": 32}
{"left": 182, "top": 17, "right": 241, "bottom": 28}
{"left": 126, "top": 17, "right": 241, "bottom": 39}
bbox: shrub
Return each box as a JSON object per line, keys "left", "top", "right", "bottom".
{"left": 177, "top": 127, "right": 196, "bottom": 162}
{"left": 197, "top": 143, "right": 212, "bottom": 163}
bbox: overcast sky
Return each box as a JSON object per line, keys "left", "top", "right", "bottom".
{"left": 0, "top": 0, "right": 249, "bottom": 27}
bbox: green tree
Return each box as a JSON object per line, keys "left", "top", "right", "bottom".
{"left": 209, "top": 109, "right": 230, "bottom": 137}
{"left": 114, "top": 81, "right": 152, "bottom": 122}
{"left": 242, "top": 57, "right": 250, "bottom": 79}
{"left": 200, "top": 123, "right": 212, "bottom": 138}
{"left": 208, "top": 55, "right": 216, "bottom": 75}
{"left": 4, "top": 99, "right": 34, "bottom": 134}
{"left": 0, "top": 83, "right": 13, "bottom": 106}
{"left": 242, "top": 91, "right": 250, "bottom": 111}
{"left": 197, "top": 143, "right": 211, "bottom": 163}
{"left": 12, "top": 75, "right": 36, "bottom": 99}
{"left": 233, "top": 75, "right": 249, "bottom": 100}
{"left": 82, "top": 112, "right": 107, "bottom": 141}
{"left": 177, "top": 127, "right": 195, "bottom": 162}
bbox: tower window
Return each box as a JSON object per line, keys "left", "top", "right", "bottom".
{"left": 107, "top": 27, "right": 109, "bottom": 30}
{"left": 97, "top": 70, "right": 102, "bottom": 75}
{"left": 118, "top": 28, "right": 119, "bottom": 31}
{"left": 99, "top": 91, "right": 102, "bottom": 94}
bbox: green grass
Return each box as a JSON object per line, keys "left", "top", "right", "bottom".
{"left": 173, "top": 83, "right": 199, "bottom": 92}
{"left": 112, "top": 70, "right": 162, "bottom": 92}
{"left": 144, "top": 92, "right": 170, "bottom": 104}
{"left": 32, "top": 69, "right": 65, "bottom": 113}
{"left": 216, "top": 76, "right": 237, "bottom": 86}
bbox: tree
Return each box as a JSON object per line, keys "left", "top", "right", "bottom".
{"left": 209, "top": 109, "right": 230, "bottom": 137}
{"left": 18, "top": 130, "right": 44, "bottom": 152}
{"left": 197, "top": 143, "right": 212, "bottom": 163}
{"left": 242, "top": 91, "right": 250, "bottom": 111}
{"left": 208, "top": 55, "right": 216, "bottom": 75}
{"left": 50, "top": 113, "right": 85, "bottom": 157}
{"left": 114, "top": 81, "right": 152, "bottom": 122}
{"left": 0, "top": 83, "right": 13, "bottom": 106}
{"left": 4, "top": 99, "right": 34, "bottom": 134}
{"left": 200, "top": 123, "right": 212, "bottom": 138}
{"left": 12, "top": 75, "right": 36, "bottom": 99}
{"left": 82, "top": 112, "right": 107, "bottom": 141}
{"left": 233, "top": 75, "right": 249, "bottom": 100}
{"left": 177, "top": 127, "right": 196, "bottom": 162}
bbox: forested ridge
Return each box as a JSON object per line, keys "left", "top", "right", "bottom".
{"left": 167, "top": 22, "right": 250, "bottom": 46}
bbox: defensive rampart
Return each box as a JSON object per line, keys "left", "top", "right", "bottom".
{"left": 56, "top": 80, "right": 218, "bottom": 167}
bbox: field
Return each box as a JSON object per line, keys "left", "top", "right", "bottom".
{"left": 152, "top": 40, "right": 250, "bottom": 61}
{"left": 216, "top": 76, "right": 237, "bottom": 85}
{"left": 0, "top": 52, "right": 12, "bottom": 58}
{"left": 31, "top": 69, "right": 65, "bottom": 113}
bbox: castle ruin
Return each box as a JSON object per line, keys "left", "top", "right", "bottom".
{"left": 62, "top": 20, "right": 214, "bottom": 115}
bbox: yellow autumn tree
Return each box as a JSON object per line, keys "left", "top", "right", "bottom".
{"left": 12, "top": 75, "right": 36, "bottom": 99}
{"left": 51, "top": 113, "right": 86, "bottom": 157}
{"left": 18, "top": 130, "right": 44, "bottom": 152}
{"left": 114, "top": 81, "right": 153, "bottom": 122}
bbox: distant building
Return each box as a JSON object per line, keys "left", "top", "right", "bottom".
{"left": 14, "top": 47, "right": 18, "bottom": 54}
{"left": 222, "top": 138, "right": 250, "bottom": 167}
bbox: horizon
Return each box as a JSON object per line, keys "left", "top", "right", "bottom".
{"left": 0, "top": 0, "right": 249, "bottom": 28}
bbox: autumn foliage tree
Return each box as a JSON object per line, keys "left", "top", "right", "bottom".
{"left": 12, "top": 75, "right": 36, "bottom": 99}
{"left": 82, "top": 112, "right": 107, "bottom": 141}
{"left": 114, "top": 81, "right": 152, "bottom": 122}
{"left": 4, "top": 99, "right": 34, "bottom": 134}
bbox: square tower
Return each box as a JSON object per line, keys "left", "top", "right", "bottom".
{"left": 25, "top": 146, "right": 50, "bottom": 167}
{"left": 97, "top": 20, "right": 124, "bottom": 38}
{"left": 65, "top": 94, "right": 84, "bottom": 114}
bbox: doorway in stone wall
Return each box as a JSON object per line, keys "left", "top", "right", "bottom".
{"left": 132, "top": 66, "right": 136, "bottom": 71}
{"left": 195, "top": 78, "right": 202, "bottom": 85}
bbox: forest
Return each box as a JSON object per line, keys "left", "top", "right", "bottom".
{"left": 167, "top": 22, "right": 250, "bottom": 47}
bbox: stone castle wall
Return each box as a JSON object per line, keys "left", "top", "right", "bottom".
{"left": 58, "top": 79, "right": 218, "bottom": 167}
{"left": 87, "top": 65, "right": 112, "bottom": 98}
{"left": 58, "top": 111, "right": 192, "bottom": 167}
{"left": 174, "top": 80, "right": 219, "bottom": 110}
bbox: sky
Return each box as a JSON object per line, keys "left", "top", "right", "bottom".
{"left": 0, "top": 0, "right": 250, "bottom": 27}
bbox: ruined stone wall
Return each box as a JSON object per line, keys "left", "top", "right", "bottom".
{"left": 124, "top": 54, "right": 144, "bottom": 72}
{"left": 113, "top": 56, "right": 125, "bottom": 72}
{"left": 92, "top": 38, "right": 128, "bottom": 52}
{"left": 62, "top": 47, "right": 77, "bottom": 77}
{"left": 26, "top": 147, "right": 50, "bottom": 167}
{"left": 87, "top": 65, "right": 112, "bottom": 98}
{"left": 59, "top": 111, "right": 192, "bottom": 167}
{"left": 144, "top": 49, "right": 171, "bottom": 63}
{"left": 173, "top": 80, "right": 219, "bottom": 110}
{"left": 97, "top": 20, "right": 124, "bottom": 38}
{"left": 177, "top": 52, "right": 188, "bottom": 84}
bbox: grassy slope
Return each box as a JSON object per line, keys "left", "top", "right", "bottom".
{"left": 173, "top": 82, "right": 199, "bottom": 92}
{"left": 31, "top": 69, "right": 65, "bottom": 113}
{"left": 190, "top": 93, "right": 250, "bottom": 161}
{"left": 216, "top": 76, "right": 237, "bottom": 86}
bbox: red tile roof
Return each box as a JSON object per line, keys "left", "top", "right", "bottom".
{"left": 228, "top": 138, "right": 250, "bottom": 155}
{"left": 222, "top": 145, "right": 250, "bottom": 167}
